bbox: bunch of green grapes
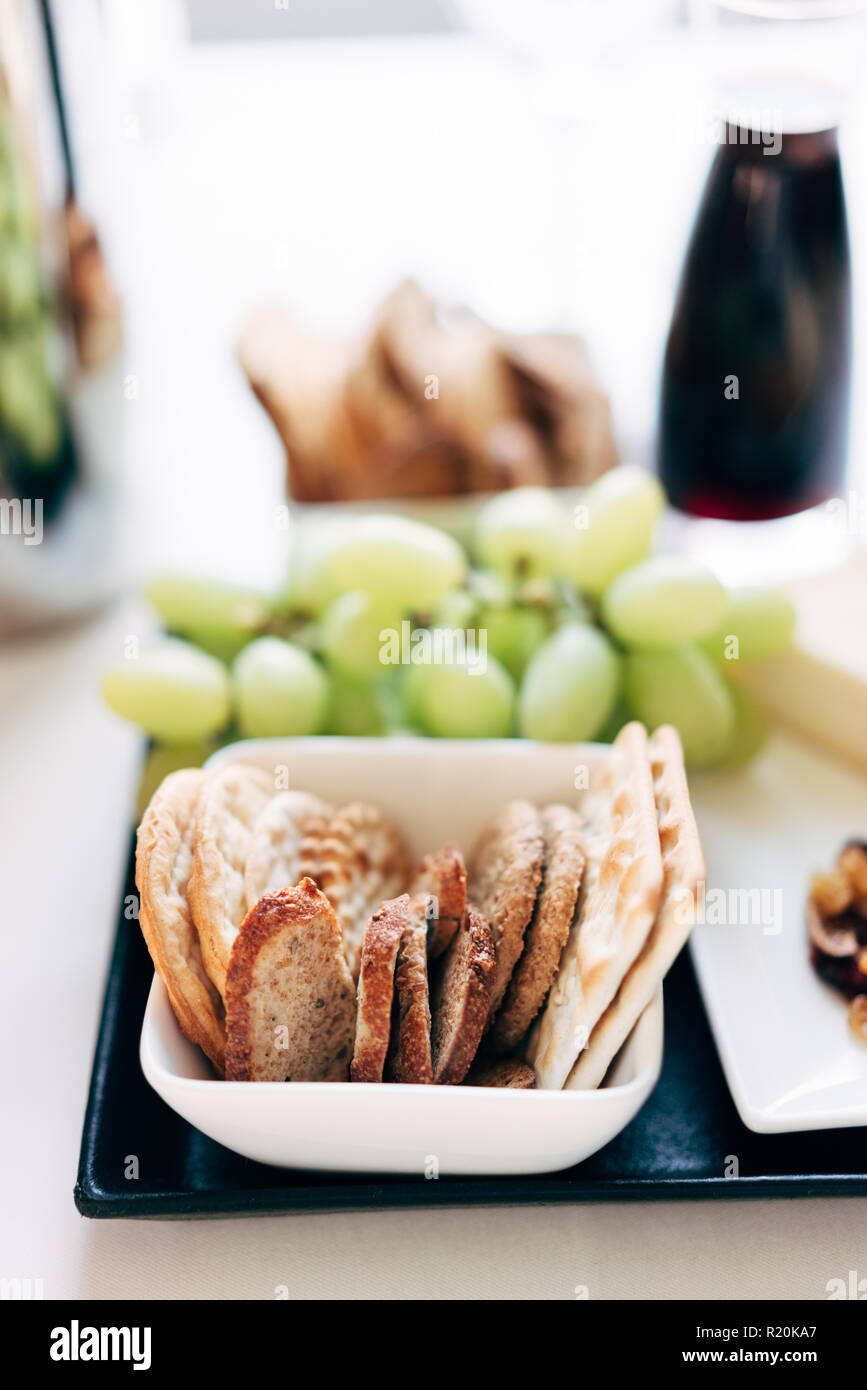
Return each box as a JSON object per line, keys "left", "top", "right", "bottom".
{"left": 102, "top": 468, "right": 795, "bottom": 776}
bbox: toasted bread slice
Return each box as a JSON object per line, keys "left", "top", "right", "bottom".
{"left": 188, "top": 763, "right": 274, "bottom": 999}
{"left": 430, "top": 904, "right": 496, "bottom": 1084}
{"left": 466, "top": 1058, "right": 537, "bottom": 1089}
{"left": 530, "top": 723, "right": 664, "bottom": 1090}
{"left": 386, "top": 898, "right": 433, "bottom": 1084}
{"left": 244, "top": 790, "right": 334, "bottom": 909}
{"left": 224, "top": 878, "right": 356, "bottom": 1081}
{"left": 468, "top": 801, "right": 544, "bottom": 1021}
{"left": 136, "top": 769, "right": 226, "bottom": 1074}
{"left": 489, "top": 804, "right": 584, "bottom": 1054}
{"left": 565, "top": 726, "right": 704, "bottom": 1089}
{"left": 351, "top": 895, "right": 410, "bottom": 1083}
{"left": 409, "top": 843, "right": 467, "bottom": 957}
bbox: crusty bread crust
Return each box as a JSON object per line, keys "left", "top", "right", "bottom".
{"left": 350, "top": 895, "right": 410, "bottom": 1083}
{"left": 409, "top": 843, "right": 467, "bottom": 957}
{"left": 467, "top": 1057, "right": 537, "bottom": 1089}
{"left": 430, "top": 903, "right": 496, "bottom": 1084}
{"left": 489, "top": 804, "right": 585, "bottom": 1053}
{"left": 468, "top": 801, "right": 544, "bottom": 1021}
{"left": 136, "top": 768, "right": 226, "bottom": 1074}
{"left": 188, "top": 763, "right": 274, "bottom": 999}
{"left": 386, "top": 899, "right": 433, "bottom": 1084}
{"left": 224, "top": 878, "right": 356, "bottom": 1082}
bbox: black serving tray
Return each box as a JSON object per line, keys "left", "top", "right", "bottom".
{"left": 75, "top": 839, "right": 867, "bottom": 1217}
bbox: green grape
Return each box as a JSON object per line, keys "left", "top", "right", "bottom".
{"left": 478, "top": 605, "right": 548, "bottom": 683}
{"left": 319, "top": 591, "right": 405, "bottom": 684}
{"left": 715, "top": 680, "right": 766, "bottom": 770}
{"left": 325, "top": 515, "right": 466, "bottom": 610}
{"left": 282, "top": 521, "right": 347, "bottom": 615}
{"left": 467, "top": 568, "right": 514, "bottom": 607}
{"left": 232, "top": 637, "right": 329, "bottom": 738}
{"left": 473, "top": 486, "right": 568, "bottom": 579}
{"left": 0, "top": 241, "right": 41, "bottom": 323}
{"left": 403, "top": 651, "right": 515, "bottom": 739}
{"left": 146, "top": 574, "right": 269, "bottom": 660}
{"left": 0, "top": 340, "right": 61, "bottom": 459}
{"left": 102, "top": 638, "right": 231, "bottom": 743}
{"left": 328, "top": 680, "right": 390, "bottom": 737}
{"left": 700, "top": 587, "right": 796, "bottom": 664}
{"left": 136, "top": 740, "right": 214, "bottom": 817}
{"left": 623, "top": 645, "right": 735, "bottom": 767}
{"left": 518, "top": 623, "right": 620, "bottom": 742}
{"left": 431, "top": 588, "right": 479, "bottom": 631}
{"left": 564, "top": 465, "right": 665, "bottom": 597}
{"left": 601, "top": 556, "right": 728, "bottom": 650}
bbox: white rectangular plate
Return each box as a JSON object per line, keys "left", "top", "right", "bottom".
{"left": 140, "top": 737, "right": 663, "bottom": 1175}
{"left": 689, "top": 732, "right": 867, "bottom": 1134}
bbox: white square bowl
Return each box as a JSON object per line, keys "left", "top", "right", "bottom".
{"left": 140, "top": 737, "right": 663, "bottom": 1175}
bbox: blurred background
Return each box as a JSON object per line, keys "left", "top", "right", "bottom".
{"left": 5, "top": 0, "right": 866, "bottom": 604}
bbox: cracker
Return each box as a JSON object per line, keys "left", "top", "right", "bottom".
{"left": 136, "top": 768, "right": 226, "bottom": 1074}
{"left": 351, "top": 895, "right": 410, "bottom": 1083}
{"left": 244, "top": 790, "right": 334, "bottom": 908}
{"left": 466, "top": 1057, "right": 537, "bottom": 1089}
{"left": 317, "top": 802, "right": 410, "bottom": 970}
{"left": 188, "top": 763, "right": 274, "bottom": 999}
{"left": 489, "top": 803, "right": 584, "bottom": 1053}
{"left": 224, "top": 878, "right": 356, "bottom": 1081}
{"left": 565, "top": 725, "right": 705, "bottom": 1089}
{"left": 530, "top": 723, "right": 664, "bottom": 1090}
{"left": 467, "top": 801, "right": 544, "bottom": 1021}
{"left": 430, "top": 904, "right": 496, "bottom": 1084}
{"left": 386, "top": 897, "right": 433, "bottom": 1084}
{"left": 409, "top": 843, "right": 467, "bottom": 957}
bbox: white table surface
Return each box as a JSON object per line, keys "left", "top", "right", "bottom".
{"left": 3, "top": 23, "right": 867, "bottom": 1301}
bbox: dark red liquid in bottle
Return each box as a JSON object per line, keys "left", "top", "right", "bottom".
{"left": 658, "top": 124, "right": 852, "bottom": 521}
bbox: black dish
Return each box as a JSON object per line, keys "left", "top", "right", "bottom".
{"left": 75, "top": 840, "right": 867, "bottom": 1218}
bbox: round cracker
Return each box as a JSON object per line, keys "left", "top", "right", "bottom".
{"left": 188, "top": 763, "right": 274, "bottom": 999}
{"left": 409, "top": 843, "right": 466, "bottom": 958}
{"left": 244, "top": 790, "right": 334, "bottom": 909}
{"left": 489, "top": 804, "right": 585, "bottom": 1053}
{"left": 135, "top": 768, "right": 226, "bottom": 1074}
{"left": 467, "top": 800, "right": 544, "bottom": 1020}
{"left": 430, "top": 903, "right": 496, "bottom": 1085}
{"left": 466, "top": 1057, "right": 537, "bottom": 1089}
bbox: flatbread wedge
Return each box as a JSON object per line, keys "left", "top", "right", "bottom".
{"left": 489, "top": 803, "right": 584, "bottom": 1053}
{"left": 386, "top": 897, "right": 433, "bottom": 1084}
{"left": 565, "top": 725, "right": 705, "bottom": 1089}
{"left": 136, "top": 768, "right": 226, "bottom": 1075}
{"left": 530, "top": 723, "right": 664, "bottom": 1090}
{"left": 188, "top": 763, "right": 274, "bottom": 999}
{"left": 409, "top": 843, "right": 467, "bottom": 957}
{"left": 351, "top": 895, "right": 410, "bottom": 1083}
{"left": 224, "top": 878, "right": 356, "bottom": 1081}
{"left": 467, "top": 801, "right": 544, "bottom": 1022}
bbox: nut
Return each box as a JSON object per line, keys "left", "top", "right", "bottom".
{"left": 810, "top": 869, "right": 854, "bottom": 919}
{"left": 839, "top": 842, "right": 867, "bottom": 899}
{"left": 848, "top": 995, "right": 867, "bottom": 1046}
